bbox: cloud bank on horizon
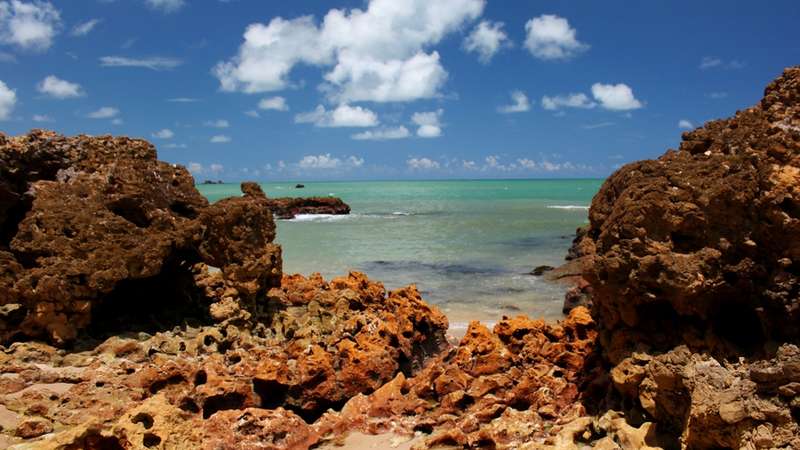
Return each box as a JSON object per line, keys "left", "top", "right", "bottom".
{"left": 0, "top": 0, "right": 797, "bottom": 180}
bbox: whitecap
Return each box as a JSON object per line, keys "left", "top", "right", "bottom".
{"left": 546, "top": 205, "right": 589, "bottom": 210}
{"left": 286, "top": 214, "right": 352, "bottom": 222}
{"left": 391, "top": 211, "right": 411, "bottom": 216}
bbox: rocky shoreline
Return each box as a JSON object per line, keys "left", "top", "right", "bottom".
{"left": 0, "top": 66, "right": 799, "bottom": 449}
{"left": 264, "top": 197, "right": 351, "bottom": 220}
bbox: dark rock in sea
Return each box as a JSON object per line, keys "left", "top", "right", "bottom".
{"left": 562, "top": 278, "right": 593, "bottom": 314}
{"left": 201, "top": 180, "right": 224, "bottom": 185}
{"left": 266, "top": 196, "right": 350, "bottom": 219}
{"left": 295, "top": 183, "right": 305, "bottom": 188}
{"left": 580, "top": 66, "right": 800, "bottom": 448}
{"left": 530, "top": 265, "right": 555, "bottom": 276}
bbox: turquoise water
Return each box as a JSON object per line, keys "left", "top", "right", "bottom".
{"left": 199, "top": 179, "right": 602, "bottom": 332}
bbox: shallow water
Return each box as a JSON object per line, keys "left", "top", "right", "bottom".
{"left": 199, "top": 179, "right": 602, "bottom": 331}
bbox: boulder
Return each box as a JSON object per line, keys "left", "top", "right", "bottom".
{"left": 0, "top": 130, "right": 281, "bottom": 345}
{"left": 265, "top": 197, "right": 350, "bottom": 219}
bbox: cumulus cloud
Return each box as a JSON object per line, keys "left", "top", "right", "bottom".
{"left": 295, "top": 104, "right": 378, "bottom": 127}
{"left": 0, "top": 79, "right": 15, "bottom": 119}
{"left": 258, "top": 96, "right": 288, "bottom": 111}
{"left": 297, "top": 153, "right": 363, "bottom": 170}
{"left": 244, "top": 110, "right": 259, "bottom": 118}
{"left": 591, "top": 83, "right": 643, "bottom": 111}
{"left": 678, "top": 119, "right": 694, "bottom": 129}
{"left": 407, "top": 157, "right": 440, "bottom": 170}
{"left": 463, "top": 20, "right": 509, "bottom": 64}
{"left": 498, "top": 90, "right": 530, "bottom": 113}
{"left": 351, "top": 126, "right": 410, "bottom": 141}
{"left": 100, "top": 56, "right": 182, "bottom": 70}
{"left": 152, "top": 128, "right": 174, "bottom": 139}
{"left": 164, "top": 143, "right": 186, "bottom": 149}
{"left": 70, "top": 18, "right": 100, "bottom": 36}
{"left": 32, "top": 113, "right": 52, "bottom": 122}
{"left": 541, "top": 93, "right": 595, "bottom": 110}
{"left": 210, "top": 135, "right": 231, "bottom": 143}
{"left": 205, "top": 119, "right": 229, "bottom": 128}
{"left": 87, "top": 106, "right": 119, "bottom": 119}
{"left": 145, "top": 0, "right": 185, "bottom": 13}
{"left": 411, "top": 109, "right": 443, "bottom": 138}
{"left": 0, "top": 0, "right": 61, "bottom": 51}
{"left": 213, "top": 0, "right": 484, "bottom": 102}
{"left": 524, "top": 14, "right": 587, "bottom": 60}
{"left": 37, "top": 75, "right": 83, "bottom": 98}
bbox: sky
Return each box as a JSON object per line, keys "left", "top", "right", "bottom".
{"left": 0, "top": 0, "right": 798, "bottom": 181}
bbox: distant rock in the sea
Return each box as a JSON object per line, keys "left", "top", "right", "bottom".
{"left": 201, "top": 179, "right": 224, "bottom": 184}
{"left": 266, "top": 196, "right": 350, "bottom": 219}
{"left": 295, "top": 183, "right": 305, "bottom": 188}
{"left": 529, "top": 264, "right": 554, "bottom": 276}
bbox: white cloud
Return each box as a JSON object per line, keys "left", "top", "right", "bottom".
{"left": 213, "top": 0, "right": 484, "bottom": 102}
{"left": 463, "top": 20, "right": 508, "bottom": 64}
{"left": 167, "top": 97, "right": 199, "bottom": 102}
{"left": 70, "top": 18, "right": 100, "bottom": 36}
{"left": 36, "top": 75, "right": 83, "bottom": 98}
{"left": 517, "top": 158, "right": 537, "bottom": 169}
{"left": 111, "top": 118, "right": 123, "bottom": 125}
{"left": 699, "top": 57, "right": 745, "bottom": 70}
{"left": 145, "top": 0, "right": 185, "bottom": 13}
{"left": 582, "top": 122, "right": 614, "bottom": 129}
{"left": 591, "top": 83, "right": 643, "bottom": 111}
{"left": 209, "top": 163, "right": 223, "bottom": 174}
{"left": 32, "top": 113, "right": 52, "bottom": 122}
{"left": 244, "top": 109, "right": 259, "bottom": 118}
{"left": 524, "top": 14, "right": 587, "bottom": 60}
{"left": 351, "top": 126, "right": 410, "bottom": 141}
{"left": 541, "top": 93, "right": 595, "bottom": 110}
{"left": 210, "top": 135, "right": 231, "bottom": 143}
{"left": 498, "top": 90, "right": 530, "bottom": 113}
{"left": 87, "top": 106, "right": 119, "bottom": 119}
{"left": 152, "top": 128, "right": 174, "bottom": 139}
{"left": 407, "top": 157, "right": 440, "bottom": 170}
{"left": 297, "top": 153, "right": 363, "bottom": 170}
{"left": 678, "top": 119, "right": 694, "bottom": 129}
{"left": 462, "top": 160, "right": 477, "bottom": 170}
{"left": 205, "top": 119, "right": 229, "bottom": 128}
{"left": 100, "top": 56, "right": 182, "bottom": 70}
{"left": 258, "top": 96, "right": 288, "bottom": 111}
{"left": 187, "top": 162, "right": 203, "bottom": 174}
{"left": 164, "top": 143, "right": 186, "bottom": 149}
{"left": 0, "top": 0, "right": 61, "bottom": 51}
{"left": 0, "top": 79, "right": 16, "bottom": 120}
{"left": 411, "top": 109, "right": 443, "bottom": 138}
{"left": 295, "top": 104, "right": 378, "bottom": 127}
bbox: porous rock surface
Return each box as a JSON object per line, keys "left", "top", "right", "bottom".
{"left": 582, "top": 67, "right": 800, "bottom": 448}
{"left": 0, "top": 272, "right": 449, "bottom": 449}
{"left": 0, "top": 131, "right": 280, "bottom": 345}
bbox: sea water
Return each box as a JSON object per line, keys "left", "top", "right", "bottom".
{"left": 198, "top": 179, "right": 602, "bottom": 333}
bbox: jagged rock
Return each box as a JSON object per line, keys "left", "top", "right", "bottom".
{"left": 0, "top": 272, "right": 448, "bottom": 447}
{"left": 316, "top": 307, "right": 598, "bottom": 449}
{"left": 0, "top": 130, "right": 281, "bottom": 345}
{"left": 530, "top": 265, "right": 555, "bottom": 276}
{"left": 265, "top": 197, "right": 350, "bottom": 219}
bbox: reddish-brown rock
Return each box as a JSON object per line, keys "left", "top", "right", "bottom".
{"left": 0, "top": 130, "right": 281, "bottom": 345}
{"left": 580, "top": 66, "right": 800, "bottom": 448}
{"left": 316, "top": 307, "right": 598, "bottom": 448}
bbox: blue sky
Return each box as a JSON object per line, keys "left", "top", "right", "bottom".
{"left": 0, "top": 0, "right": 798, "bottom": 181}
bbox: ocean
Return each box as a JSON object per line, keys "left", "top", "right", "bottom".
{"left": 198, "top": 179, "right": 602, "bottom": 333}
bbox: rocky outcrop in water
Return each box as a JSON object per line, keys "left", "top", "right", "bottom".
{"left": 265, "top": 197, "right": 350, "bottom": 220}
{"left": 0, "top": 131, "right": 281, "bottom": 345}
{"left": 581, "top": 67, "right": 800, "bottom": 448}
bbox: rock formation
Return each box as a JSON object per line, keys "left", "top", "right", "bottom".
{"left": 0, "top": 130, "right": 280, "bottom": 345}
{"left": 265, "top": 197, "right": 350, "bottom": 220}
{"left": 581, "top": 67, "right": 800, "bottom": 448}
